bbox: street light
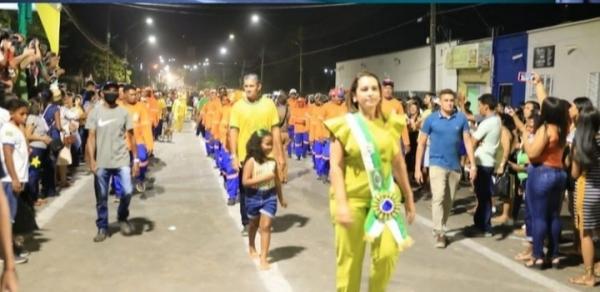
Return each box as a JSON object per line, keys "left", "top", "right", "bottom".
{"left": 220, "top": 47, "right": 228, "bottom": 55}
{"left": 229, "top": 33, "right": 235, "bottom": 40}
{"left": 146, "top": 17, "right": 154, "bottom": 26}
{"left": 251, "top": 14, "right": 260, "bottom": 24}
{"left": 148, "top": 35, "right": 156, "bottom": 44}
{"left": 205, "top": 58, "right": 210, "bottom": 62}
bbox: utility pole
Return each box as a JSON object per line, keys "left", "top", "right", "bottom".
{"left": 298, "top": 26, "right": 304, "bottom": 93}
{"left": 240, "top": 59, "right": 246, "bottom": 87}
{"left": 260, "top": 46, "right": 265, "bottom": 82}
{"left": 106, "top": 7, "right": 111, "bottom": 81}
{"left": 429, "top": 3, "right": 436, "bottom": 93}
{"left": 124, "top": 42, "right": 128, "bottom": 64}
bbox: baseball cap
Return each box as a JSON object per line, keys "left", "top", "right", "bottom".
{"left": 102, "top": 81, "right": 119, "bottom": 92}
{"left": 382, "top": 78, "right": 394, "bottom": 87}
{"left": 289, "top": 88, "right": 298, "bottom": 95}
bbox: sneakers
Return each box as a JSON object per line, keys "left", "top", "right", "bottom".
{"left": 120, "top": 220, "right": 134, "bottom": 236}
{"left": 93, "top": 229, "right": 109, "bottom": 242}
{"left": 135, "top": 181, "right": 146, "bottom": 193}
{"left": 227, "top": 198, "right": 236, "bottom": 206}
{"left": 435, "top": 234, "right": 446, "bottom": 249}
{"left": 14, "top": 246, "right": 30, "bottom": 258}
{"left": 14, "top": 254, "right": 28, "bottom": 264}
{"left": 241, "top": 225, "right": 249, "bottom": 237}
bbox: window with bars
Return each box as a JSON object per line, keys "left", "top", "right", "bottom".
{"left": 588, "top": 72, "right": 600, "bottom": 107}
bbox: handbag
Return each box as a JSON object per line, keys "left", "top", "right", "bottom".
{"left": 493, "top": 170, "right": 511, "bottom": 199}
{"left": 49, "top": 137, "right": 64, "bottom": 154}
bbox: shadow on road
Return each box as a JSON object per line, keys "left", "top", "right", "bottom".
{"left": 287, "top": 169, "right": 312, "bottom": 183}
{"left": 23, "top": 231, "right": 50, "bottom": 253}
{"left": 272, "top": 213, "right": 309, "bottom": 233}
{"left": 269, "top": 246, "right": 306, "bottom": 263}
{"left": 107, "top": 217, "right": 155, "bottom": 237}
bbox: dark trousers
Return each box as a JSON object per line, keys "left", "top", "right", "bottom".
{"left": 27, "top": 147, "right": 48, "bottom": 201}
{"left": 238, "top": 167, "right": 249, "bottom": 226}
{"left": 526, "top": 164, "right": 566, "bottom": 259}
{"left": 473, "top": 165, "right": 495, "bottom": 232}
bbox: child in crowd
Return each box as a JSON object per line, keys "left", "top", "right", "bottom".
{"left": 242, "top": 129, "right": 287, "bottom": 270}
{"left": 0, "top": 98, "right": 30, "bottom": 264}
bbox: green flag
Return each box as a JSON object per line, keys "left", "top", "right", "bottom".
{"left": 18, "top": 3, "right": 33, "bottom": 37}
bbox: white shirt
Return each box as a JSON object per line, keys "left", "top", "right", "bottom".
{"left": 472, "top": 114, "right": 501, "bottom": 168}
{"left": 0, "top": 108, "right": 9, "bottom": 129}
{"left": 0, "top": 123, "right": 29, "bottom": 183}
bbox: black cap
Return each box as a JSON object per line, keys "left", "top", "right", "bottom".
{"left": 102, "top": 82, "right": 119, "bottom": 92}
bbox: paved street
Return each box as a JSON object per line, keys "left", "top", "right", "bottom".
{"left": 16, "top": 123, "right": 596, "bottom": 292}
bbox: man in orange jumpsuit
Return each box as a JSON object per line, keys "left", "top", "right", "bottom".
{"left": 121, "top": 85, "right": 154, "bottom": 192}
{"left": 321, "top": 87, "right": 348, "bottom": 181}
{"left": 381, "top": 78, "right": 411, "bottom": 153}
{"left": 290, "top": 94, "right": 309, "bottom": 160}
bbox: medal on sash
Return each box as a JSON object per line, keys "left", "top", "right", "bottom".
{"left": 345, "top": 113, "right": 413, "bottom": 250}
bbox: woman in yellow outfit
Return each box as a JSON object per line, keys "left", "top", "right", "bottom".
{"left": 325, "top": 72, "right": 416, "bottom": 292}
{"left": 172, "top": 93, "right": 187, "bottom": 132}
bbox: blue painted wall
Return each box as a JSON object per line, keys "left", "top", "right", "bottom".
{"left": 492, "top": 33, "right": 528, "bottom": 107}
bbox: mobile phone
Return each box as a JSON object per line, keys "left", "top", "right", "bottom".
{"left": 517, "top": 72, "right": 533, "bottom": 82}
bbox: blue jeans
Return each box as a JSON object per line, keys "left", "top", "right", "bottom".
{"left": 94, "top": 167, "right": 133, "bottom": 230}
{"left": 246, "top": 188, "right": 278, "bottom": 218}
{"left": 473, "top": 166, "right": 495, "bottom": 232}
{"left": 526, "top": 164, "right": 566, "bottom": 259}
{"left": 2, "top": 182, "right": 17, "bottom": 222}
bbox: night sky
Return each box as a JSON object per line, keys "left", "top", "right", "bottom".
{"left": 64, "top": 3, "right": 600, "bottom": 92}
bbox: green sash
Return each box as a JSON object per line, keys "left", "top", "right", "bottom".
{"left": 345, "top": 113, "right": 413, "bottom": 249}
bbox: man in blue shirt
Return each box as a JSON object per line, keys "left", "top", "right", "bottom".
{"left": 415, "top": 89, "right": 476, "bottom": 248}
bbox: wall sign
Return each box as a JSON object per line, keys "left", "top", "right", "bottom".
{"left": 533, "top": 45, "right": 555, "bottom": 68}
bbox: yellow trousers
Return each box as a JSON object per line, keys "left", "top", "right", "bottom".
{"left": 331, "top": 199, "right": 399, "bottom": 292}
{"left": 174, "top": 115, "right": 184, "bottom": 132}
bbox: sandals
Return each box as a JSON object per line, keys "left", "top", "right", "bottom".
{"left": 525, "top": 258, "right": 544, "bottom": 270}
{"left": 514, "top": 251, "right": 532, "bottom": 261}
{"left": 569, "top": 267, "right": 597, "bottom": 287}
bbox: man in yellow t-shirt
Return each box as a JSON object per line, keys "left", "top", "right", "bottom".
{"left": 229, "top": 73, "right": 283, "bottom": 235}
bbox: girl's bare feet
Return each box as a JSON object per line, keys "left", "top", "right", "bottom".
{"left": 259, "top": 258, "right": 271, "bottom": 270}
{"left": 249, "top": 247, "right": 259, "bottom": 259}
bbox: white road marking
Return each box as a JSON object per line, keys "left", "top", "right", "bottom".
{"left": 36, "top": 175, "right": 93, "bottom": 228}
{"left": 200, "top": 140, "right": 294, "bottom": 292}
{"left": 414, "top": 215, "right": 579, "bottom": 292}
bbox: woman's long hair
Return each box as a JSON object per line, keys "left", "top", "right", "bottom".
{"left": 347, "top": 71, "right": 384, "bottom": 120}
{"left": 573, "top": 96, "right": 594, "bottom": 117}
{"left": 540, "top": 97, "right": 570, "bottom": 147}
{"left": 245, "top": 129, "right": 273, "bottom": 165}
{"left": 573, "top": 108, "right": 600, "bottom": 171}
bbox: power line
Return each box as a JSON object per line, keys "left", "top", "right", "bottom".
{"left": 116, "top": 2, "right": 354, "bottom": 15}
{"left": 62, "top": 5, "right": 112, "bottom": 53}
{"left": 263, "top": 4, "right": 484, "bottom": 67}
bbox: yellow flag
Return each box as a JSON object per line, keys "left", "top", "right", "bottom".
{"left": 35, "top": 3, "right": 61, "bottom": 54}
